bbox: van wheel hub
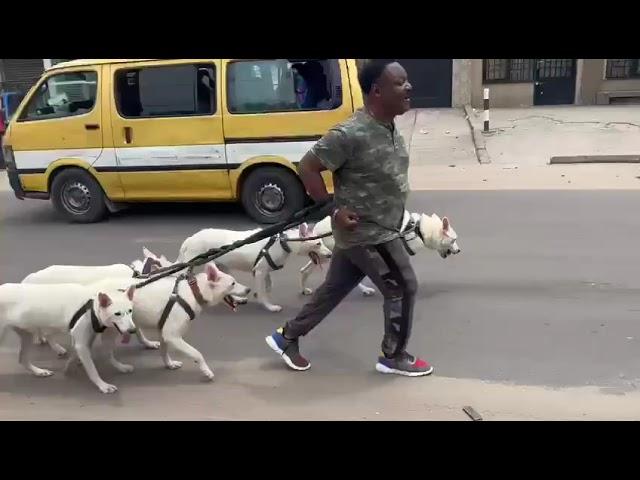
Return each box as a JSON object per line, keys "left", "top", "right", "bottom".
{"left": 61, "top": 181, "right": 91, "bottom": 214}
{"left": 256, "top": 183, "right": 285, "bottom": 213}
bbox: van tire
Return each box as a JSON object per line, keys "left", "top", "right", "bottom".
{"left": 50, "top": 168, "right": 107, "bottom": 223}
{"left": 241, "top": 166, "right": 306, "bottom": 224}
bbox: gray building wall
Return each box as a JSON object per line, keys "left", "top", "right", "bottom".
{"left": 471, "top": 59, "right": 640, "bottom": 108}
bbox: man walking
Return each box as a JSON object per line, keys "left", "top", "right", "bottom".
{"left": 266, "top": 60, "right": 433, "bottom": 377}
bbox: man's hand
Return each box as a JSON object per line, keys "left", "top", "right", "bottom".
{"left": 334, "top": 207, "right": 359, "bottom": 231}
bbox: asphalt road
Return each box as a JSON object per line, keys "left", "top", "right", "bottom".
{"left": 1, "top": 190, "right": 640, "bottom": 418}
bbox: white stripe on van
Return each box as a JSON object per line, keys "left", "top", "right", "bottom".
{"left": 225, "top": 141, "right": 316, "bottom": 166}
{"left": 14, "top": 140, "right": 318, "bottom": 172}
{"left": 14, "top": 148, "right": 103, "bottom": 170}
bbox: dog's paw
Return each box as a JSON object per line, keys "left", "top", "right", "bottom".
{"left": 54, "top": 347, "right": 68, "bottom": 358}
{"left": 301, "top": 288, "right": 313, "bottom": 296}
{"left": 116, "top": 363, "right": 135, "bottom": 374}
{"left": 361, "top": 287, "right": 376, "bottom": 297}
{"left": 202, "top": 370, "right": 215, "bottom": 381}
{"left": 266, "top": 304, "right": 283, "bottom": 313}
{"left": 143, "top": 341, "right": 161, "bottom": 350}
{"left": 99, "top": 383, "right": 118, "bottom": 394}
{"left": 166, "top": 360, "right": 183, "bottom": 370}
{"left": 33, "top": 368, "right": 54, "bottom": 377}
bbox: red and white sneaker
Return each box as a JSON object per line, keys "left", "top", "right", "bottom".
{"left": 375, "top": 351, "right": 434, "bottom": 377}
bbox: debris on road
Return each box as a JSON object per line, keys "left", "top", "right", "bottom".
{"left": 463, "top": 406, "right": 483, "bottom": 421}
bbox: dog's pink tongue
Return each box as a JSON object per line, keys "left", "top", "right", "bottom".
{"left": 121, "top": 334, "right": 131, "bottom": 344}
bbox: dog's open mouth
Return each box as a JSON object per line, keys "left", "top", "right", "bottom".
{"left": 309, "top": 251, "right": 321, "bottom": 265}
{"left": 223, "top": 295, "right": 239, "bottom": 312}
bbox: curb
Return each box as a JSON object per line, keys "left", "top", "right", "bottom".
{"left": 463, "top": 105, "right": 491, "bottom": 164}
{"left": 550, "top": 155, "right": 640, "bottom": 165}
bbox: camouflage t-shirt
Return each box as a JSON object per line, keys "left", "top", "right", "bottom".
{"left": 311, "top": 108, "right": 410, "bottom": 249}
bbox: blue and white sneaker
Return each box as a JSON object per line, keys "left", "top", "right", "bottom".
{"left": 265, "top": 328, "right": 311, "bottom": 371}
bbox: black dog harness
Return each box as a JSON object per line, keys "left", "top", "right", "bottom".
{"left": 69, "top": 300, "right": 106, "bottom": 333}
{"left": 157, "top": 273, "right": 207, "bottom": 330}
{"left": 400, "top": 217, "right": 425, "bottom": 256}
{"left": 252, "top": 233, "right": 291, "bottom": 271}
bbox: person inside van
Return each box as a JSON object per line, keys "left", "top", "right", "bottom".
{"left": 292, "top": 63, "right": 309, "bottom": 109}
{"left": 292, "top": 61, "right": 331, "bottom": 110}
{"left": 303, "top": 60, "right": 331, "bottom": 109}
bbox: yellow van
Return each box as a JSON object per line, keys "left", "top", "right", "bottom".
{"left": 2, "top": 59, "right": 363, "bottom": 223}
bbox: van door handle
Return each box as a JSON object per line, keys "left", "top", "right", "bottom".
{"left": 124, "top": 127, "right": 133, "bottom": 144}
{"left": 85, "top": 123, "right": 100, "bottom": 130}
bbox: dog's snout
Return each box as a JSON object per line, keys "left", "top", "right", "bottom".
{"left": 127, "top": 328, "right": 137, "bottom": 334}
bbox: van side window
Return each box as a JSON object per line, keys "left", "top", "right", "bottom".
{"left": 19, "top": 71, "right": 98, "bottom": 122}
{"left": 115, "top": 63, "right": 216, "bottom": 118}
{"left": 227, "top": 59, "right": 343, "bottom": 114}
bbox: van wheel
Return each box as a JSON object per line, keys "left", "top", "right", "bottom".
{"left": 51, "top": 168, "right": 107, "bottom": 223}
{"left": 241, "top": 167, "right": 306, "bottom": 224}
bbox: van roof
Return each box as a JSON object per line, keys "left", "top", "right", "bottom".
{"left": 47, "top": 59, "right": 156, "bottom": 71}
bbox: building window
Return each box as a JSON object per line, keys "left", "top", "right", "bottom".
{"left": 19, "top": 71, "right": 97, "bottom": 122}
{"left": 115, "top": 63, "right": 216, "bottom": 118}
{"left": 606, "top": 59, "right": 640, "bottom": 79}
{"left": 227, "top": 59, "right": 342, "bottom": 114}
{"left": 483, "top": 59, "right": 533, "bottom": 83}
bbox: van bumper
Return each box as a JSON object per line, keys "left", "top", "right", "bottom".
{"left": 6, "top": 166, "right": 49, "bottom": 200}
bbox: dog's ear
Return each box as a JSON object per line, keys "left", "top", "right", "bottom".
{"left": 299, "top": 222, "right": 309, "bottom": 238}
{"left": 442, "top": 217, "right": 450, "bottom": 231}
{"left": 126, "top": 285, "right": 135, "bottom": 301}
{"left": 98, "top": 292, "right": 112, "bottom": 309}
{"left": 206, "top": 264, "right": 220, "bottom": 282}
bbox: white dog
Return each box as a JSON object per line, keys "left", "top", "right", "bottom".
{"left": 22, "top": 247, "right": 173, "bottom": 355}
{"left": 300, "top": 211, "right": 461, "bottom": 296}
{"left": 22, "top": 248, "right": 251, "bottom": 356}
{"left": 70, "top": 263, "right": 241, "bottom": 381}
{"left": 0, "top": 283, "right": 137, "bottom": 394}
{"left": 177, "top": 223, "right": 331, "bottom": 312}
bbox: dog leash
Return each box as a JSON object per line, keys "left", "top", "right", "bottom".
{"left": 133, "top": 200, "right": 332, "bottom": 290}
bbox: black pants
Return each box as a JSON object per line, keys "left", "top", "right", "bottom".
{"left": 284, "top": 237, "right": 418, "bottom": 358}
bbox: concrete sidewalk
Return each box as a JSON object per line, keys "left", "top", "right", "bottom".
{"left": 466, "top": 105, "right": 640, "bottom": 166}
{"left": 1, "top": 354, "right": 640, "bottom": 420}
{"left": 397, "top": 109, "right": 477, "bottom": 166}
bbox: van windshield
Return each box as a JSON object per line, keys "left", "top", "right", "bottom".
{"left": 19, "top": 71, "right": 98, "bottom": 121}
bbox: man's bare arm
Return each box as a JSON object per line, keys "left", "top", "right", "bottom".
{"left": 299, "top": 151, "right": 330, "bottom": 202}
{"left": 299, "top": 150, "right": 358, "bottom": 229}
